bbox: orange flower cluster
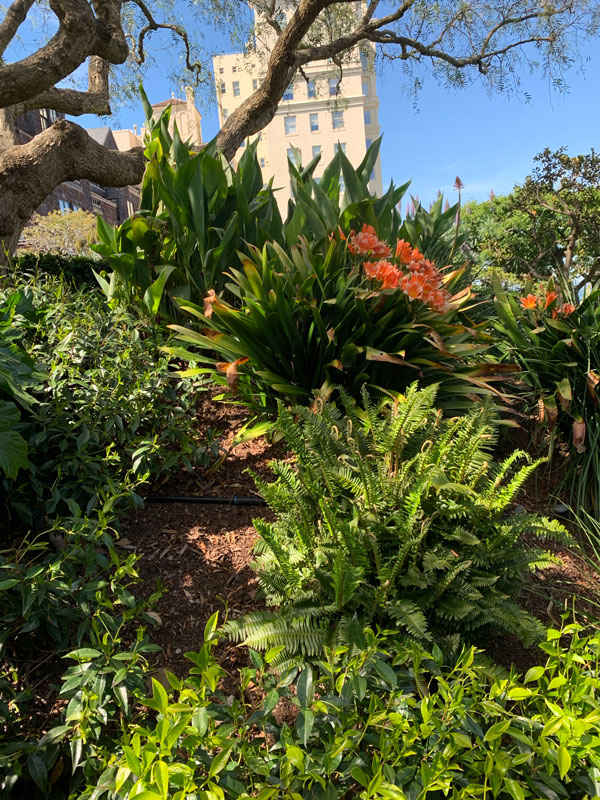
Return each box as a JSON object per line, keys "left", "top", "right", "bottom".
{"left": 519, "top": 291, "right": 575, "bottom": 316}
{"left": 363, "top": 260, "right": 402, "bottom": 289}
{"left": 347, "top": 224, "right": 392, "bottom": 258}
{"left": 348, "top": 228, "right": 450, "bottom": 313}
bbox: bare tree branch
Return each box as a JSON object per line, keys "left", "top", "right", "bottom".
{"left": 0, "top": 0, "right": 36, "bottom": 57}
{"left": 125, "top": 0, "right": 205, "bottom": 72}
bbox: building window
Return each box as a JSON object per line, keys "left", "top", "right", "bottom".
{"left": 312, "top": 145, "right": 321, "bottom": 159}
{"left": 328, "top": 78, "right": 338, "bottom": 97}
{"left": 275, "top": 10, "right": 286, "bottom": 26}
{"left": 58, "top": 199, "right": 71, "bottom": 213}
{"left": 126, "top": 200, "right": 135, "bottom": 215}
{"left": 40, "top": 108, "right": 58, "bottom": 130}
{"left": 360, "top": 49, "right": 369, "bottom": 71}
{"left": 287, "top": 147, "right": 299, "bottom": 166}
{"left": 335, "top": 142, "right": 346, "bottom": 153}
{"left": 232, "top": 66, "right": 237, "bottom": 73}
{"left": 240, "top": 140, "right": 246, "bottom": 148}
{"left": 253, "top": 78, "right": 259, "bottom": 90}
{"left": 309, "top": 112, "right": 319, "bottom": 132}
{"left": 233, "top": 81, "right": 240, "bottom": 97}
{"left": 339, "top": 175, "right": 345, "bottom": 193}
{"left": 362, "top": 81, "right": 369, "bottom": 96}
{"left": 92, "top": 197, "right": 102, "bottom": 209}
{"left": 284, "top": 115, "right": 296, "bottom": 135}
{"left": 307, "top": 81, "right": 316, "bottom": 98}
{"left": 332, "top": 110, "right": 344, "bottom": 129}
{"left": 260, "top": 158, "right": 266, "bottom": 167}
{"left": 219, "top": 67, "right": 224, "bottom": 74}
{"left": 69, "top": 179, "right": 82, "bottom": 188}
{"left": 283, "top": 83, "right": 294, "bottom": 100}
{"left": 223, "top": 108, "right": 229, "bottom": 119}
{"left": 366, "top": 137, "right": 373, "bottom": 149}
{"left": 220, "top": 82, "right": 226, "bottom": 94}
{"left": 364, "top": 109, "right": 371, "bottom": 125}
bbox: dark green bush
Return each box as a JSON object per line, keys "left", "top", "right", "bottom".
{"left": 11, "top": 252, "right": 106, "bottom": 287}
{"left": 225, "top": 384, "right": 570, "bottom": 658}
{"left": 0, "top": 274, "right": 214, "bottom": 525}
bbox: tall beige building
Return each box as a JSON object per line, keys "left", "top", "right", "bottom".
{"left": 213, "top": 25, "right": 382, "bottom": 212}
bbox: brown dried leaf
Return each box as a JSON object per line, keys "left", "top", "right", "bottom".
{"left": 573, "top": 419, "right": 587, "bottom": 453}
{"left": 204, "top": 289, "right": 217, "bottom": 319}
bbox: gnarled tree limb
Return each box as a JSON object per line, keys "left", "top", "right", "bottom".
{"left": 0, "top": 118, "right": 144, "bottom": 256}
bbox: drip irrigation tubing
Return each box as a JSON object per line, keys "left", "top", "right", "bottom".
{"left": 145, "top": 495, "right": 266, "bottom": 506}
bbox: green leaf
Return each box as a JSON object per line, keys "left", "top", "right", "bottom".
{"left": 262, "top": 688, "right": 279, "bottom": 715}
{"left": 204, "top": 610, "right": 220, "bottom": 642}
{"left": 296, "top": 708, "right": 314, "bottom": 746}
{"left": 143, "top": 266, "right": 175, "bottom": 318}
{"left": 557, "top": 746, "right": 571, "bottom": 779}
{"left": 0, "top": 400, "right": 28, "bottom": 479}
{"left": 153, "top": 761, "right": 169, "bottom": 797}
{"left": 27, "top": 753, "right": 47, "bottom": 792}
{"left": 208, "top": 744, "right": 233, "bottom": 778}
{"left": 503, "top": 778, "right": 525, "bottom": 800}
{"left": 483, "top": 719, "right": 511, "bottom": 741}
{"left": 66, "top": 648, "right": 102, "bottom": 661}
{"left": 524, "top": 666, "right": 545, "bottom": 683}
{"left": 297, "top": 667, "right": 314, "bottom": 707}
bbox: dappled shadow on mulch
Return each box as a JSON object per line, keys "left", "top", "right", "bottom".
{"left": 121, "top": 397, "right": 600, "bottom": 680}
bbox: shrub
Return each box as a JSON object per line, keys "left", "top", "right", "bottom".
{"left": 11, "top": 252, "right": 105, "bottom": 287}
{"left": 0, "top": 274, "right": 214, "bottom": 525}
{"left": 493, "top": 275, "right": 600, "bottom": 515}
{"left": 13, "top": 621, "right": 600, "bottom": 799}
{"left": 169, "top": 222, "right": 500, "bottom": 413}
{"left": 225, "top": 384, "right": 570, "bottom": 659}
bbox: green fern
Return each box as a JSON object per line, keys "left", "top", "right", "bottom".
{"left": 229, "top": 383, "right": 573, "bottom": 659}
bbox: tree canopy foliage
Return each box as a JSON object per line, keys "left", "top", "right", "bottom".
{"left": 462, "top": 148, "right": 600, "bottom": 292}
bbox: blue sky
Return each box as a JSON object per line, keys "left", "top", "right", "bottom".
{"left": 66, "top": 22, "right": 600, "bottom": 209}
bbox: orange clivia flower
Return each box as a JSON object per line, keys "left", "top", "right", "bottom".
{"left": 395, "top": 238, "right": 425, "bottom": 265}
{"left": 348, "top": 224, "right": 391, "bottom": 258}
{"left": 395, "top": 239, "right": 413, "bottom": 263}
{"left": 544, "top": 290, "right": 558, "bottom": 308}
{"left": 561, "top": 302, "right": 576, "bottom": 315}
{"left": 363, "top": 260, "right": 401, "bottom": 289}
{"left": 520, "top": 294, "right": 538, "bottom": 310}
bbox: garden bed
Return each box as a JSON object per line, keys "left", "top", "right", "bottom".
{"left": 121, "top": 397, "right": 600, "bottom": 680}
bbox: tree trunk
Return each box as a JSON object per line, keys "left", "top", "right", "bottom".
{"left": 0, "top": 118, "right": 144, "bottom": 263}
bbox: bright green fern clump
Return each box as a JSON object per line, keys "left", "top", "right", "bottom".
{"left": 226, "top": 384, "right": 571, "bottom": 659}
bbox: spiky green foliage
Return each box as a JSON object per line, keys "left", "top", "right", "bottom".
{"left": 226, "top": 384, "right": 571, "bottom": 658}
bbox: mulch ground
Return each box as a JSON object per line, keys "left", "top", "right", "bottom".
{"left": 119, "top": 394, "right": 600, "bottom": 680}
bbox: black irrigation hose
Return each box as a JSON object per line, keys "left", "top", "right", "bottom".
{"left": 145, "top": 495, "right": 267, "bottom": 506}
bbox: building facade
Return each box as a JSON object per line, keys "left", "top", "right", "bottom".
{"left": 213, "top": 25, "right": 382, "bottom": 211}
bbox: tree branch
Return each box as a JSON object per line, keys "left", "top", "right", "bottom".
{"left": 0, "top": 118, "right": 144, "bottom": 252}
{"left": 17, "top": 57, "right": 111, "bottom": 116}
{"left": 125, "top": 0, "right": 204, "bottom": 73}
{"left": 216, "top": 0, "right": 334, "bottom": 158}
{"left": 0, "top": 0, "right": 36, "bottom": 57}
{"left": 0, "top": 0, "right": 127, "bottom": 109}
